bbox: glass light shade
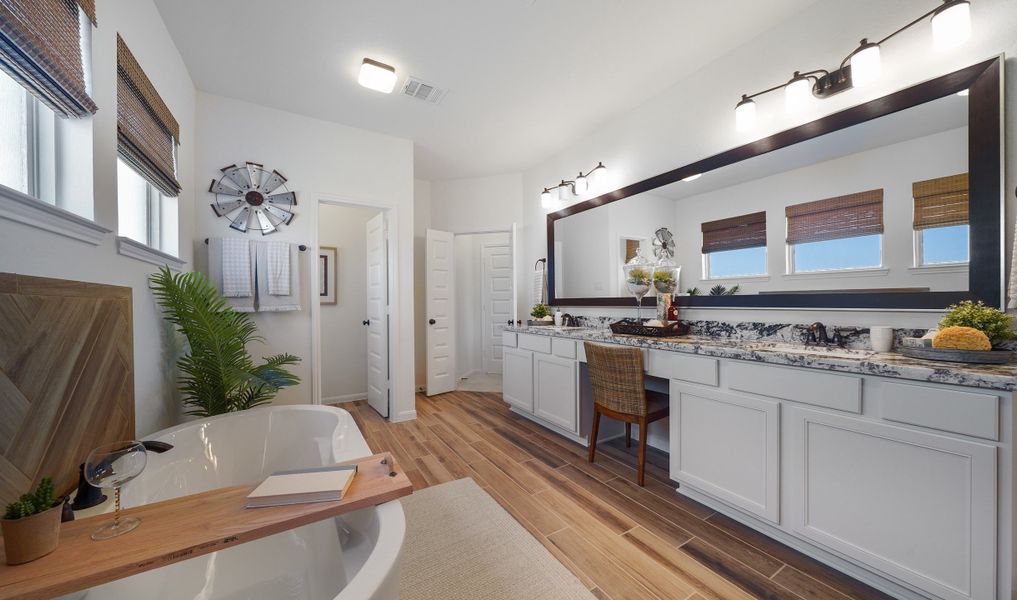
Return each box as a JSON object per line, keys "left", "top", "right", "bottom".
{"left": 540, "top": 189, "right": 553, "bottom": 209}
{"left": 358, "top": 58, "right": 397, "bottom": 93}
{"left": 734, "top": 97, "right": 756, "bottom": 132}
{"left": 784, "top": 76, "right": 812, "bottom": 112}
{"left": 588, "top": 163, "right": 606, "bottom": 191}
{"left": 557, "top": 183, "right": 572, "bottom": 202}
{"left": 932, "top": 1, "right": 971, "bottom": 49}
{"left": 574, "top": 173, "right": 588, "bottom": 194}
{"left": 850, "top": 43, "right": 882, "bottom": 87}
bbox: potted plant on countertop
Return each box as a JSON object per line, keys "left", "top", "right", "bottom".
{"left": 2, "top": 478, "right": 61, "bottom": 565}
{"left": 528, "top": 303, "right": 553, "bottom": 326}
{"left": 149, "top": 267, "right": 301, "bottom": 417}
{"left": 937, "top": 300, "right": 1015, "bottom": 348}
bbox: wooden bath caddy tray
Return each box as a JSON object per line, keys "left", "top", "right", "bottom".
{"left": 0, "top": 453, "right": 412, "bottom": 600}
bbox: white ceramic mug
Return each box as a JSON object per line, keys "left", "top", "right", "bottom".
{"left": 870, "top": 326, "right": 894, "bottom": 352}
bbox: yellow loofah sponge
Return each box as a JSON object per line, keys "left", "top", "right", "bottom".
{"left": 932, "top": 326, "right": 992, "bottom": 351}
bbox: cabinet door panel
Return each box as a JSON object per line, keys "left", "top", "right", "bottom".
{"left": 786, "top": 407, "right": 996, "bottom": 600}
{"left": 534, "top": 354, "right": 578, "bottom": 433}
{"left": 670, "top": 385, "right": 780, "bottom": 522}
{"left": 503, "top": 348, "right": 533, "bottom": 413}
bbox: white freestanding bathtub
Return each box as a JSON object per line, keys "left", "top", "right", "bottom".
{"left": 75, "top": 405, "right": 405, "bottom": 600}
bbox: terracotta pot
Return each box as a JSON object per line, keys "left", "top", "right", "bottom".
{"left": 1, "top": 504, "right": 61, "bottom": 565}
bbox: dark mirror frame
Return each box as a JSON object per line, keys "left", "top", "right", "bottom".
{"left": 547, "top": 57, "right": 1003, "bottom": 310}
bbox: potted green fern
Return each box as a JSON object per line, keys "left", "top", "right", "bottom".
{"left": 150, "top": 267, "right": 301, "bottom": 417}
{"left": 2, "top": 478, "right": 61, "bottom": 564}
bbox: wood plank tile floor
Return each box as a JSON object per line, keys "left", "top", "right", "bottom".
{"left": 344, "top": 391, "right": 894, "bottom": 600}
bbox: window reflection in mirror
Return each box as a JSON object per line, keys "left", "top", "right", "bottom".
{"left": 551, "top": 91, "right": 968, "bottom": 298}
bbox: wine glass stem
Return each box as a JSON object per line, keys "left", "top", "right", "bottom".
{"left": 113, "top": 487, "right": 121, "bottom": 527}
{"left": 636, "top": 297, "right": 641, "bottom": 323}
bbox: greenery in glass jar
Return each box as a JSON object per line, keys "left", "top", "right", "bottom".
{"left": 653, "top": 270, "right": 677, "bottom": 294}
{"left": 626, "top": 268, "right": 651, "bottom": 285}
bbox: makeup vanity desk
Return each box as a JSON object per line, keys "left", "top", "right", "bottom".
{"left": 503, "top": 325, "right": 1016, "bottom": 600}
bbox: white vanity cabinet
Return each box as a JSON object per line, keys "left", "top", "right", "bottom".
{"left": 534, "top": 353, "right": 578, "bottom": 432}
{"left": 670, "top": 385, "right": 780, "bottom": 522}
{"left": 786, "top": 406, "right": 997, "bottom": 600}
{"left": 502, "top": 347, "right": 534, "bottom": 412}
{"left": 502, "top": 332, "right": 581, "bottom": 436}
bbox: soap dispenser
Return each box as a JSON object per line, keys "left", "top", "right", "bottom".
{"left": 554, "top": 308, "right": 563, "bottom": 327}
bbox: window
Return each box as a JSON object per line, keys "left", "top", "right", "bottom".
{"left": 116, "top": 35, "right": 181, "bottom": 255}
{"left": 913, "top": 173, "right": 969, "bottom": 266}
{"left": 118, "top": 159, "right": 178, "bottom": 255}
{"left": 786, "top": 189, "right": 883, "bottom": 273}
{"left": 0, "top": 68, "right": 58, "bottom": 204}
{"left": 701, "top": 211, "right": 767, "bottom": 278}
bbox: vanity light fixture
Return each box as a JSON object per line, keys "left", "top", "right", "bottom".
{"left": 358, "top": 58, "right": 398, "bottom": 93}
{"left": 539, "top": 162, "right": 606, "bottom": 208}
{"left": 733, "top": 0, "right": 971, "bottom": 127}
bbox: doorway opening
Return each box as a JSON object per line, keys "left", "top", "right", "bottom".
{"left": 425, "top": 227, "right": 518, "bottom": 396}
{"left": 315, "top": 202, "right": 389, "bottom": 417}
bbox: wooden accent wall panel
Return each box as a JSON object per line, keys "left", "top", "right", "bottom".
{"left": 0, "top": 273, "right": 134, "bottom": 504}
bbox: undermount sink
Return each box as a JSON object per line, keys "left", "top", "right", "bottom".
{"left": 745, "top": 341, "right": 876, "bottom": 360}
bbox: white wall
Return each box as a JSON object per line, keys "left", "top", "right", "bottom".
{"left": 318, "top": 204, "right": 380, "bottom": 402}
{"left": 430, "top": 173, "right": 524, "bottom": 234}
{"left": 193, "top": 93, "right": 417, "bottom": 420}
{"left": 413, "top": 178, "right": 431, "bottom": 390}
{"left": 520, "top": 0, "right": 1017, "bottom": 329}
{"left": 0, "top": 0, "right": 196, "bottom": 436}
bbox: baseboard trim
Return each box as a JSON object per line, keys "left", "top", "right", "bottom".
{"left": 390, "top": 409, "right": 417, "bottom": 423}
{"left": 322, "top": 392, "right": 367, "bottom": 404}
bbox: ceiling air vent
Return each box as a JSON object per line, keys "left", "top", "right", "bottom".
{"left": 401, "top": 77, "right": 446, "bottom": 104}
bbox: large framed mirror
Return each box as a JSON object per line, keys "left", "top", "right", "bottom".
{"left": 547, "top": 57, "right": 1002, "bottom": 309}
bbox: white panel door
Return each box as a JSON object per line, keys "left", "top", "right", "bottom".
{"left": 533, "top": 353, "right": 578, "bottom": 433}
{"left": 365, "top": 213, "right": 389, "bottom": 417}
{"left": 786, "top": 406, "right": 996, "bottom": 600}
{"left": 481, "top": 241, "right": 513, "bottom": 374}
{"left": 670, "top": 385, "right": 780, "bottom": 522}
{"left": 426, "top": 229, "right": 456, "bottom": 396}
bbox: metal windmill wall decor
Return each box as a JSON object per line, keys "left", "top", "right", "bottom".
{"left": 209, "top": 162, "right": 297, "bottom": 234}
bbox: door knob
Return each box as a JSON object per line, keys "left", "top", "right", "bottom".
{"left": 362, "top": 320, "right": 370, "bottom": 326}
{"left": 429, "top": 318, "right": 436, "bottom": 325}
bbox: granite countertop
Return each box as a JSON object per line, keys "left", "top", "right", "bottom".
{"left": 506, "top": 325, "right": 1017, "bottom": 392}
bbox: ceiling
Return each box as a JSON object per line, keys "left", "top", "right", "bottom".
{"left": 154, "top": 0, "right": 817, "bottom": 181}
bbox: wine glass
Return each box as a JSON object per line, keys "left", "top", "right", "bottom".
{"left": 84, "top": 441, "right": 147, "bottom": 540}
{"left": 623, "top": 248, "right": 652, "bottom": 323}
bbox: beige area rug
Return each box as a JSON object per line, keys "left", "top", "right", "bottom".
{"left": 398, "top": 477, "right": 595, "bottom": 600}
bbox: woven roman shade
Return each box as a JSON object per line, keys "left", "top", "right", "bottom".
{"left": 701, "top": 211, "right": 766, "bottom": 253}
{"left": 117, "top": 34, "right": 181, "bottom": 197}
{"left": 786, "top": 189, "right": 883, "bottom": 244}
{"left": 0, "top": 0, "right": 97, "bottom": 117}
{"left": 913, "top": 173, "right": 969, "bottom": 230}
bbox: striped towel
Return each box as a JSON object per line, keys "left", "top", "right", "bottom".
{"left": 221, "top": 238, "right": 252, "bottom": 297}
{"left": 265, "top": 241, "right": 291, "bottom": 296}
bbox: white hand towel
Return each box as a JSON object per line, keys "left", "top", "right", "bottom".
{"left": 255, "top": 242, "right": 301, "bottom": 312}
{"left": 1008, "top": 218, "right": 1017, "bottom": 309}
{"left": 207, "top": 238, "right": 255, "bottom": 312}
{"left": 221, "top": 238, "right": 253, "bottom": 297}
{"left": 265, "top": 241, "right": 291, "bottom": 296}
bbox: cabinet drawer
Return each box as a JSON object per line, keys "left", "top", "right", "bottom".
{"left": 502, "top": 331, "right": 518, "bottom": 348}
{"left": 728, "top": 362, "right": 861, "bottom": 413}
{"left": 552, "top": 338, "right": 576, "bottom": 359}
{"left": 518, "top": 334, "right": 551, "bottom": 354}
{"left": 648, "top": 351, "right": 718, "bottom": 386}
{"left": 879, "top": 382, "right": 999, "bottom": 441}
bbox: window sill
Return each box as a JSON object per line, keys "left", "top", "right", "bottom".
{"left": 0, "top": 184, "right": 108, "bottom": 245}
{"left": 784, "top": 267, "right": 889, "bottom": 280}
{"left": 909, "top": 263, "right": 968, "bottom": 274}
{"left": 116, "top": 236, "right": 185, "bottom": 271}
{"left": 701, "top": 274, "right": 771, "bottom": 282}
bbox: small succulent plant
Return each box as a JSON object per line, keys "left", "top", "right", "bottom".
{"left": 4, "top": 478, "right": 56, "bottom": 520}
{"left": 626, "top": 268, "right": 651, "bottom": 284}
{"left": 653, "top": 270, "right": 677, "bottom": 293}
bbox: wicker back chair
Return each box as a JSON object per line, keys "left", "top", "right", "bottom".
{"left": 584, "top": 342, "right": 669, "bottom": 486}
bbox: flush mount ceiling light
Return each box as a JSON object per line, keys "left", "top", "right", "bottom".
{"left": 539, "top": 162, "right": 606, "bottom": 209}
{"left": 681, "top": 173, "right": 702, "bottom": 182}
{"left": 358, "top": 58, "right": 397, "bottom": 93}
{"left": 733, "top": 0, "right": 971, "bottom": 130}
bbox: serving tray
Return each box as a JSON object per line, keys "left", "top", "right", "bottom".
{"left": 610, "top": 319, "right": 689, "bottom": 338}
{"left": 899, "top": 346, "right": 1013, "bottom": 365}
